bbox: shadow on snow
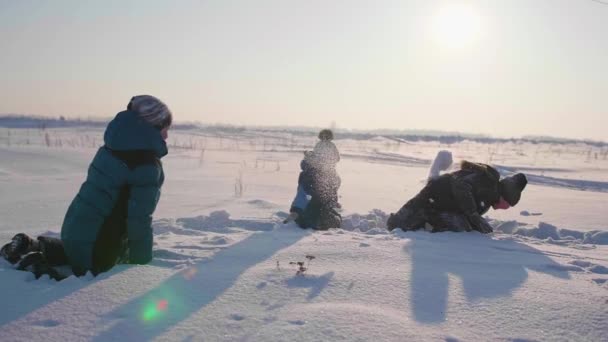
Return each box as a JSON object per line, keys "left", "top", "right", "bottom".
{"left": 403, "top": 232, "right": 571, "bottom": 324}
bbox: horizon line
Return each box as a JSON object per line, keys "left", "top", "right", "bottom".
{"left": 0, "top": 113, "right": 606, "bottom": 145}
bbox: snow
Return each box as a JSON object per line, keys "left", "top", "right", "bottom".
{"left": 0, "top": 127, "right": 607, "bottom": 341}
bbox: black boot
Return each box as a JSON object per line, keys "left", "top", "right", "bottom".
{"left": 0, "top": 233, "right": 38, "bottom": 264}
{"left": 17, "top": 252, "right": 66, "bottom": 281}
{"left": 37, "top": 236, "right": 68, "bottom": 266}
{"left": 317, "top": 207, "right": 342, "bottom": 230}
{"left": 386, "top": 213, "right": 398, "bottom": 231}
{"left": 386, "top": 208, "right": 427, "bottom": 232}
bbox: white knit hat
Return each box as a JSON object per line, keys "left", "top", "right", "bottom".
{"left": 127, "top": 95, "right": 173, "bottom": 129}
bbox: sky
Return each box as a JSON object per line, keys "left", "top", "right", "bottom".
{"left": 0, "top": 0, "right": 607, "bottom": 140}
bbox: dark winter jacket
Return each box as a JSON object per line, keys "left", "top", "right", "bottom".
{"left": 291, "top": 158, "right": 341, "bottom": 229}
{"left": 289, "top": 160, "right": 314, "bottom": 215}
{"left": 299, "top": 158, "right": 340, "bottom": 207}
{"left": 411, "top": 161, "right": 501, "bottom": 216}
{"left": 61, "top": 110, "right": 167, "bottom": 272}
{"left": 298, "top": 159, "right": 315, "bottom": 196}
{"left": 387, "top": 161, "right": 501, "bottom": 232}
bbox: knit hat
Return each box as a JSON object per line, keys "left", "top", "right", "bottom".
{"left": 318, "top": 129, "right": 334, "bottom": 141}
{"left": 500, "top": 173, "right": 527, "bottom": 206}
{"left": 127, "top": 95, "right": 173, "bottom": 129}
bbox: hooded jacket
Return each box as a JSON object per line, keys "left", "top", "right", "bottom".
{"left": 61, "top": 110, "right": 167, "bottom": 271}
{"left": 419, "top": 161, "right": 501, "bottom": 216}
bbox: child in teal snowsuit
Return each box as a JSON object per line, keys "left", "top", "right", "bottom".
{"left": 1, "top": 95, "right": 172, "bottom": 279}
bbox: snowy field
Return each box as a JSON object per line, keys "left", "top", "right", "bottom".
{"left": 0, "top": 126, "right": 607, "bottom": 341}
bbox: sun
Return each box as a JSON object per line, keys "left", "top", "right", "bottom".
{"left": 431, "top": 4, "right": 482, "bottom": 49}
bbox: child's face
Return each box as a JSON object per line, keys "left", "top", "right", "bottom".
{"left": 161, "top": 126, "right": 170, "bottom": 141}
{"left": 492, "top": 197, "right": 511, "bottom": 210}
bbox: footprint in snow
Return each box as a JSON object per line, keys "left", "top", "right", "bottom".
{"left": 569, "top": 260, "right": 608, "bottom": 274}
{"left": 266, "top": 303, "right": 284, "bottom": 311}
{"left": 520, "top": 210, "right": 543, "bottom": 216}
{"left": 263, "top": 316, "right": 278, "bottom": 323}
{"left": 202, "top": 236, "right": 231, "bottom": 245}
{"left": 568, "top": 260, "right": 608, "bottom": 287}
{"left": 256, "top": 281, "right": 267, "bottom": 289}
{"left": 229, "top": 313, "right": 245, "bottom": 321}
{"left": 31, "top": 320, "right": 60, "bottom": 327}
{"left": 590, "top": 265, "right": 608, "bottom": 274}
{"left": 569, "top": 260, "right": 592, "bottom": 268}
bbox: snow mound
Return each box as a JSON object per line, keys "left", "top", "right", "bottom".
{"left": 338, "top": 210, "right": 608, "bottom": 246}
{"left": 147, "top": 212, "right": 288, "bottom": 268}
{"left": 491, "top": 220, "right": 608, "bottom": 245}
{"left": 341, "top": 209, "right": 390, "bottom": 233}
{"left": 176, "top": 210, "right": 277, "bottom": 232}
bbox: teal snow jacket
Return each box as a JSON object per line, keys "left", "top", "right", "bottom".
{"left": 61, "top": 110, "right": 167, "bottom": 271}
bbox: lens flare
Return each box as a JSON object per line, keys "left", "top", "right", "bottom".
{"left": 142, "top": 299, "right": 169, "bottom": 321}
{"left": 182, "top": 267, "right": 198, "bottom": 280}
{"left": 157, "top": 299, "right": 168, "bottom": 311}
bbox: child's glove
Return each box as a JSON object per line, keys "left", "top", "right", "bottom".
{"left": 468, "top": 214, "right": 493, "bottom": 234}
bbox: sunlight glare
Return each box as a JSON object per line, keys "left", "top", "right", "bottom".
{"left": 432, "top": 4, "right": 482, "bottom": 49}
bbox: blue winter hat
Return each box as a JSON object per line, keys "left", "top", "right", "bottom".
{"left": 127, "top": 95, "right": 173, "bottom": 129}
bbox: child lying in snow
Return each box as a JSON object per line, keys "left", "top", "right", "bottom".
{"left": 387, "top": 158, "right": 527, "bottom": 234}
{"left": 0, "top": 95, "right": 172, "bottom": 280}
